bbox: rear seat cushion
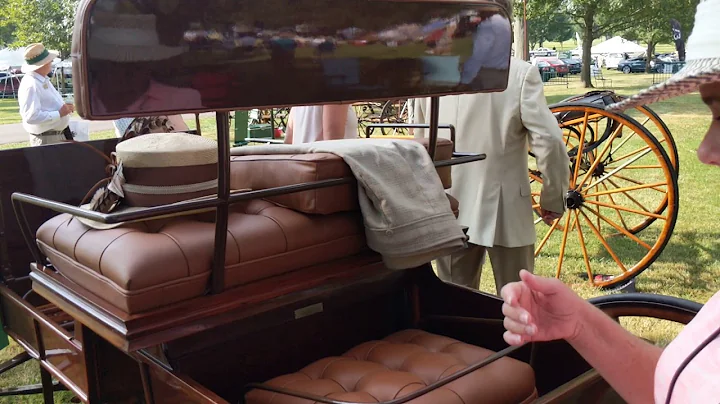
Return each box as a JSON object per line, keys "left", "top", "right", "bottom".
{"left": 36, "top": 199, "right": 365, "bottom": 314}
{"left": 246, "top": 329, "right": 537, "bottom": 404}
{"left": 231, "top": 138, "right": 453, "bottom": 215}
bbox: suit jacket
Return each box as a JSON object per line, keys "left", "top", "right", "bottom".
{"left": 413, "top": 57, "right": 570, "bottom": 248}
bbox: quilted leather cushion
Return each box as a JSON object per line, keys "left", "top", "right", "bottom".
{"left": 36, "top": 199, "right": 365, "bottom": 314}
{"left": 230, "top": 138, "right": 453, "bottom": 215}
{"left": 246, "top": 329, "right": 537, "bottom": 404}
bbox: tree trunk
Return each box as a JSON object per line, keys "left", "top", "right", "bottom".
{"left": 645, "top": 41, "right": 656, "bottom": 73}
{"left": 513, "top": 16, "right": 528, "bottom": 60}
{"left": 580, "top": 13, "right": 595, "bottom": 88}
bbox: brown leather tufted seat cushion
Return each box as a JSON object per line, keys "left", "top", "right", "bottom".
{"left": 36, "top": 199, "right": 365, "bottom": 313}
{"left": 246, "top": 329, "right": 537, "bottom": 404}
{"left": 230, "top": 138, "right": 453, "bottom": 215}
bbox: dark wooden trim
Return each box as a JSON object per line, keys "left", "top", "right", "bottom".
{"left": 30, "top": 253, "right": 397, "bottom": 352}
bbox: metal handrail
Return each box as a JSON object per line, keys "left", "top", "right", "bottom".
{"left": 13, "top": 97, "right": 485, "bottom": 295}
{"left": 241, "top": 344, "right": 524, "bottom": 404}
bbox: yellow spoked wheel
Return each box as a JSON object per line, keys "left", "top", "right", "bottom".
{"left": 546, "top": 92, "right": 679, "bottom": 235}
{"left": 530, "top": 104, "right": 678, "bottom": 288}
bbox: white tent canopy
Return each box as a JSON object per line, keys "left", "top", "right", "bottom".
{"left": 0, "top": 48, "right": 26, "bottom": 70}
{"left": 591, "top": 36, "right": 645, "bottom": 55}
{"left": 0, "top": 47, "right": 64, "bottom": 70}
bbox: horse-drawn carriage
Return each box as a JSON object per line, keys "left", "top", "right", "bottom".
{"left": 0, "top": 0, "right": 701, "bottom": 403}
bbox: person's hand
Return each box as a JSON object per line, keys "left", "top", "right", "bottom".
{"left": 540, "top": 209, "right": 562, "bottom": 225}
{"left": 501, "top": 270, "right": 586, "bottom": 346}
{"left": 59, "top": 103, "right": 74, "bottom": 117}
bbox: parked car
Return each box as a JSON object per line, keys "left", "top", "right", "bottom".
{"left": 534, "top": 57, "right": 569, "bottom": 76}
{"left": 617, "top": 57, "right": 651, "bottom": 74}
{"left": 535, "top": 60, "right": 557, "bottom": 82}
{"left": 602, "top": 53, "right": 625, "bottom": 69}
{"left": 530, "top": 47, "right": 556, "bottom": 57}
{"left": 560, "top": 58, "right": 581, "bottom": 74}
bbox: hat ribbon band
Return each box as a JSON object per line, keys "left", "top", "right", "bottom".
{"left": 122, "top": 179, "right": 219, "bottom": 195}
{"left": 26, "top": 49, "right": 50, "bottom": 65}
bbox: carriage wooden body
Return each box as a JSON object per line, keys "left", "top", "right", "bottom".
{"left": 0, "top": 0, "right": 698, "bottom": 403}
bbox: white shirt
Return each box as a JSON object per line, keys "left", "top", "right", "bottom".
{"left": 18, "top": 71, "right": 69, "bottom": 134}
{"left": 460, "top": 14, "right": 512, "bottom": 84}
{"left": 289, "top": 105, "right": 358, "bottom": 144}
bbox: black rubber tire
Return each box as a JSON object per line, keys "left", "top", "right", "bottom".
{"left": 589, "top": 293, "right": 702, "bottom": 325}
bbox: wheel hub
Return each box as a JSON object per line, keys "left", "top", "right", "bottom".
{"left": 593, "top": 162, "right": 605, "bottom": 177}
{"left": 565, "top": 190, "right": 584, "bottom": 209}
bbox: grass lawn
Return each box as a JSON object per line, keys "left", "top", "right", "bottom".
{"left": 0, "top": 99, "right": 20, "bottom": 125}
{"left": 0, "top": 69, "right": 716, "bottom": 402}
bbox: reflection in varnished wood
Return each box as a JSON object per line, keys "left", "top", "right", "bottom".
{"left": 73, "top": 0, "right": 512, "bottom": 118}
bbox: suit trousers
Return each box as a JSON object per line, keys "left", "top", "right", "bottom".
{"left": 436, "top": 242, "right": 535, "bottom": 295}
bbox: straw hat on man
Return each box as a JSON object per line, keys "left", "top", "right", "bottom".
{"left": 18, "top": 43, "right": 75, "bottom": 146}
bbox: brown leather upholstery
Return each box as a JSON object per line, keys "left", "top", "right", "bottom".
{"left": 246, "top": 329, "right": 537, "bottom": 404}
{"left": 230, "top": 138, "right": 453, "bottom": 215}
{"left": 36, "top": 199, "right": 365, "bottom": 313}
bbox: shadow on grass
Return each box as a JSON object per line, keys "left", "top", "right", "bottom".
{"left": 567, "top": 227, "right": 720, "bottom": 296}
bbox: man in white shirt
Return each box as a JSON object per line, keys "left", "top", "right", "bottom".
{"left": 18, "top": 43, "right": 74, "bottom": 146}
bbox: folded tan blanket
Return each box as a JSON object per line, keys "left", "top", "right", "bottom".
{"left": 230, "top": 138, "right": 467, "bottom": 269}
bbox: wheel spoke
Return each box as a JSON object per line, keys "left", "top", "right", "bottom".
{"left": 535, "top": 216, "right": 561, "bottom": 256}
{"left": 578, "top": 209, "right": 628, "bottom": 273}
{"left": 555, "top": 212, "right": 575, "bottom": 278}
{"left": 571, "top": 112, "right": 590, "bottom": 188}
{"left": 605, "top": 177, "right": 654, "bottom": 214}
{"left": 583, "top": 199, "right": 665, "bottom": 219}
{"left": 558, "top": 113, "right": 605, "bottom": 128}
{"left": 584, "top": 181, "right": 667, "bottom": 198}
{"left": 577, "top": 123, "right": 625, "bottom": 189}
{"left": 609, "top": 145, "right": 650, "bottom": 165}
{"left": 601, "top": 182, "right": 630, "bottom": 230}
{"left": 573, "top": 210, "right": 593, "bottom": 281}
{"left": 585, "top": 145, "right": 654, "bottom": 189}
{"left": 612, "top": 173, "right": 666, "bottom": 193}
{"left": 613, "top": 165, "right": 663, "bottom": 169}
{"left": 582, "top": 205, "right": 652, "bottom": 250}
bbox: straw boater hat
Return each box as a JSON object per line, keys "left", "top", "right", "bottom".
{"left": 77, "top": 133, "right": 220, "bottom": 230}
{"left": 21, "top": 43, "right": 58, "bottom": 73}
{"left": 607, "top": 0, "right": 720, "bottom": 111}
{"left": 88, "top": 11, "right": 187, "bottom": 62}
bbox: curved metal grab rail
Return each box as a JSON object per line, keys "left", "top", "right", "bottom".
{"left": 12, "top": 98, "right": 484, "bottom": 295}
{"left": 240, "top": 344, "right": 524, "bottom": 404}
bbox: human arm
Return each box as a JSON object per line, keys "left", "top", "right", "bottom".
{"left": 519, "top": 64, "right": 570, "bottom": 218}
{"left": 19, "top": 86, "right": 72, "bottom": 126}
{"left": 321, "top": 104, "right": 351, "bottom": 140}
{"left": 284, "top": 109, "right": 294, "bottom": 144}
{"left": 501, "top": 270, "right": 662, "bottom": 404}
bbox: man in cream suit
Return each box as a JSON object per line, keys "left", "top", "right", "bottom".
{"left": 413, "top": 57, "right": 570, "bottom": 294}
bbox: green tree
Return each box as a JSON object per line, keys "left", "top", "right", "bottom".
{"left": 528, "top": 13, "right": 575, "bottom": 49}
{"left": 525, "top": 0, "right": 663, "bottom": 87}
{"left": 0, "top": 23, "right": 15, "bottom": 48}
{"left": 547, "top": 14, "right": 574, "bottom": 46}
{"left": 568, "top": 0, "right": 659, "bottom": 87}
{"left": 623, "top": 0, "right": 698, "bottom": 72}
{"left": 0, "top": 0, "right": 78, "bottom": 58}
